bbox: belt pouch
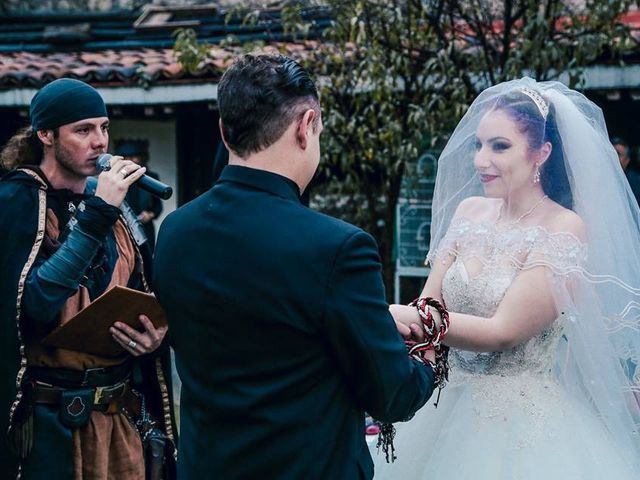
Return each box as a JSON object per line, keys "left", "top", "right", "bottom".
{"left": 59, "top": 388, "right": 94, "bottom": 428}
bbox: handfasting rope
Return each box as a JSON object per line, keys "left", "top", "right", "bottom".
{"left": 377, "top": 297, "right": 451, "bottom": 462}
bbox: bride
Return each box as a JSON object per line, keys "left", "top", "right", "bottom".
{"left": 374, "top": 78, "right": 640, "bottom": 478}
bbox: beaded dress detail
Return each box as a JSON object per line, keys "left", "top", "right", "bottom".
{"left": 373, "top": 218, "right": 637, "bottom": 479}
{"left": 439, "top": 217, "right": 586, "bottom": 378}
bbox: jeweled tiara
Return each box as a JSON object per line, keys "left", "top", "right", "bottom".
{"left": 519, "top": 87, "right": 549, "bottom": 120}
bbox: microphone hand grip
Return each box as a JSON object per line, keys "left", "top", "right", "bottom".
{"left": 96, "top": 153, "right": 173, "bottom": 200}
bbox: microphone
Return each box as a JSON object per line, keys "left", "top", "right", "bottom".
{"left": 97, "top": 153, "right": 173, "bottom": 200}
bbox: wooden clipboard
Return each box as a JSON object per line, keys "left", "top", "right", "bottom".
{"left": 42, "top": 285, "right": 167, "bottom": 357}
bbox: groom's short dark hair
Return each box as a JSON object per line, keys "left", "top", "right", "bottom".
{"left": 218, "top": 54, "right": 320, "bottom": 158}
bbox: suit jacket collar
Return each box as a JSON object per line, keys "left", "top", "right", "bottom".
{"left": 219, "top": 165, "right": 301, "bottom": 203}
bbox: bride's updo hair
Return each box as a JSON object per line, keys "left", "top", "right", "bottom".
{"left": 492, "top": 90, "right": 573, "bottom": 209}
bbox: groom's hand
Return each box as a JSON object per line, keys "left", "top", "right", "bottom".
{"left": 394, "top": 319, "right": 412, "bottom": 339}
{"left": 390, "top": 305, "right": 436, "bottom": 363}
{"left": 390, "top": 304, "right": 425, "bottom": 341}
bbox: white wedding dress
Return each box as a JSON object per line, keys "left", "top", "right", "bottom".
{"left": 372, "top": 218, "right": 638, "bottom": 479}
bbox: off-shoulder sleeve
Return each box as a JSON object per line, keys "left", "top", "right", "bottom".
{"left": 425, "top": 217, "right": 470, "bottom": 267}
{"left": 425, "top": 218, "right": 587, "bottom": 274}
{"left": 523, "top": 228, "right": 587, "bottom": 274}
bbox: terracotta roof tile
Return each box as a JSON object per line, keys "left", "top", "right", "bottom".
{"left": 0, "top": 40, "right": 320, "bottom": 90}
{"left": 162, "top": 62, "right": 183, "bottom": 77}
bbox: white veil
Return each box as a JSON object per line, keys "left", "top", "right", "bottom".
{"left": 427, "top": 78, "right": 640, "bottom": 470}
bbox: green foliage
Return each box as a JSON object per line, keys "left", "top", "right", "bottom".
{"left": 293, "top": 0, "right": 633, "bottom": 297}
{"left": 172, "top": 28, "right": 211, "bottom": 75}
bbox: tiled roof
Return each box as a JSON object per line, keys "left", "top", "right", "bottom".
{"left": 0, "top": 42, "right": 319, "bottom": 89}
{"left": 0, "top": 8, "right": 638, "bottom": 91}
{"left": 0, "top": 5, "right": 328, "bottom": 90}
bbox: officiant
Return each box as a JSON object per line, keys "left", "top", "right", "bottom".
{"left": 0, "top": 78, "right": 176, "bottom": 479}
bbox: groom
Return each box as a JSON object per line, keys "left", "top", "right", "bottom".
{"left": 153, "top": 54, "right": 436, "bottom": 479}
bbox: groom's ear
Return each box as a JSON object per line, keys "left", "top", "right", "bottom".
{"left": 219, "top": 118, "right": 231, "bottom": 151}
{"left": 295, "top": 108, "right": 317, "bottom": 151}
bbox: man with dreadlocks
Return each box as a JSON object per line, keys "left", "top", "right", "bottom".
{"left": 0, "top": 78, "right": 176, "bottom": 479}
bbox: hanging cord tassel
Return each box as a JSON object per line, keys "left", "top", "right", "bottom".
{"left": 376, "top": 422, "right": 397, "bottom": 463}
{"left": 433, "top": 385, "right": 443, "bottom": 408}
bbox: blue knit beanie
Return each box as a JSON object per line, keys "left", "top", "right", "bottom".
{"left": 30, "top": 78, "right": 107, "bottom": 130}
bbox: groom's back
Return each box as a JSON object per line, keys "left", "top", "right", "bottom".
{"left": 155, "top": 54, "right": 434, "bottom": 480}
{"left": 154, "top": 167, "right": 372, "bottom": 479}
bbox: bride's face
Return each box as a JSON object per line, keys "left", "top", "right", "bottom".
{"left": 473, "top": 108, "right": 537, "bottom": 199}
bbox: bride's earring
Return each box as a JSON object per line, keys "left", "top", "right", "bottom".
{"left": 533, "top": 163, "right": 541, "bottom": 184}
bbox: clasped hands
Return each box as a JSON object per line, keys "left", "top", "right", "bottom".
{"left": 390, "top": 304, "right": 442, "bottom": 363}
{"left": 109, "top": 314, "right": 168, "bottom": 357}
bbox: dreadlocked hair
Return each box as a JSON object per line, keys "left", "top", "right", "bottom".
{"left": 0, "top": 126, "right": 44, "bottom": 170}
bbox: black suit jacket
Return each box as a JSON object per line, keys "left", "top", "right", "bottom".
{"left": 153, "top": 165, "right": 434, "bottom": 479}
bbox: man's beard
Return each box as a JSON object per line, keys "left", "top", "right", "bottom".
{"left": 53, "top": 139, "right": 94, "bottom": 179}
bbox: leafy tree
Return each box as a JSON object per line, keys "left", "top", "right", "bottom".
{"left": 288, "top": 0, "right": 633, "bottom": 299}
{"left": 175, "top": 0, "right": 634, "bottom": 299}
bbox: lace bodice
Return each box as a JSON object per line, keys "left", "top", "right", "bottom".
{"left": 434, "top": 218, "right": 587, "bottom": 377}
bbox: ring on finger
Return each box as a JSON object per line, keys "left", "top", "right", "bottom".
{"left": 120, "top": 168, "right": 128, "bottom": 177}
{"left": 128, "top": 339, "right": 137, "bottom": 348}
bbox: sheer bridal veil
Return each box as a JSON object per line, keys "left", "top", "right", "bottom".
{"left": 427, "top": 78, "right": 640, "bottom": 471}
